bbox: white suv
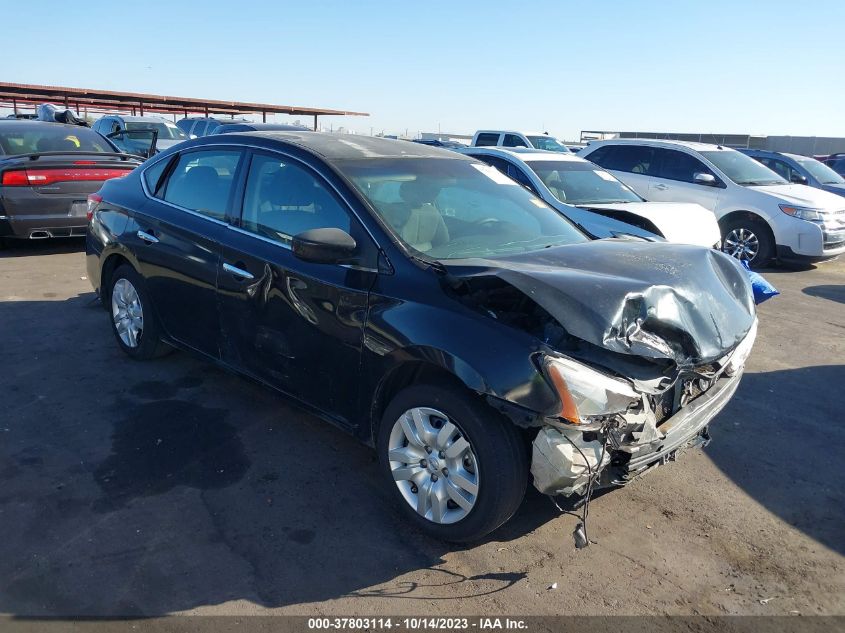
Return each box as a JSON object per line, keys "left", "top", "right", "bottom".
{"left": 581, "top": 139, "right": 845, "bottom": 266}
{"left": 472, "top": 130, "right": 571, "bottom": 153}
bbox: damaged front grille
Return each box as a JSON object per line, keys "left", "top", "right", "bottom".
{"left": 650, "top": 371, "right": 714, "bottom": 425}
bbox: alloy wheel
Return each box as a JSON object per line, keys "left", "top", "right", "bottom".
{"left": 111, "top": 278, "right": 144, "bottom": 348}
{"left": 387, "top": 407, "right": 480, "bottom": 524}
{"left": 723, "top": 227, "right": 760, "bottom": 262}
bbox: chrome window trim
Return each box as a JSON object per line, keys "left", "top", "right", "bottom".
{"left": 139, "top": 141, "right": 383, "bottom": 248}
{"left": 139, "top": 142, "right": 382, "bottom": 272}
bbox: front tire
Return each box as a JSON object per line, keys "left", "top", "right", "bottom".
{"left": 108, "top": 264, "right": 169, "bottom": 360}
{"left": 721, "top": 216, "right": 774, "bottom": 268}
{"left": 377, "top": 382, "right": 528, "bottom": 542}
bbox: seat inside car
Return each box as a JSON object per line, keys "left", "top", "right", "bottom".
{"left": 397, "top": 180, "right": 450, "bottom": 252}
{"left": 167, "top": 166, "right": 225, "bottom": 217}
{"left": 243, "top": 164, "right": 348, "bottom": 239}
{"left": 542, "top": 170, "right": 567, "bottom": 201}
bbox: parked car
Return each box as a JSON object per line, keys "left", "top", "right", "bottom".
{"left": 92, "top": 115, "right": 188, "bottom": 155}
{"left": 460, "top": 147, "right": 721, "bottom": 248}
{"left": 738, "top": 149, "right": 845, "bottom": 198}
{"left": 0, "top": 120, "right": 140, "bottom": 243}
{"left": 87, "top": 132, "right": 757, "bottom": 542}
{"left": 822, "top": 153, "right": 845, "bottom": 177}
{"left": 472, "top": 130, "right": 571, "bottom": 153}
{"left": 211, "top": 122, "right": 311, "bottom": 135}
{"left": 581, "top": 139, "right": 845, "bottom": 266}
{"left": 412, "top": 139, "right": 467, "bottom": 149}
{"left": 176, "top": 117, "right": 250, "bottom": 138}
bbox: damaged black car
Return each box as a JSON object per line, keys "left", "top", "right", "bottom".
{"left": 86, "top": 133, "right": 757, "bottom": 542}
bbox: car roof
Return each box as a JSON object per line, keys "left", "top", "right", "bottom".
{"left": 112, "top": 115, "right": 172, "bottom": 123}
{"left": 461, "top": 146, "right": 584, "bottom": 163}
{"left": 218, "top": 123, "right": 309, "bottom": 131}
{"left": 586, "top": 138, "right": 733, "bottom": 152}
{"left": 475, "top": 130, "right": 554, "bottom": 137}
{"left": 739, "top": 148, "right": 813, "bottom": 161}
{"left": 221, "top": 131, "right": 469, "bottom": 161}
{"left": 0, "top": 120, "right": 94, "bottom": 132}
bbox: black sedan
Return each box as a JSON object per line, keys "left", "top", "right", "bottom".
{"left": 0, "top": 121, "right": 140, "bottom": 244}
{"left": 86, "top": 132, "right": 757, "bottom": 541}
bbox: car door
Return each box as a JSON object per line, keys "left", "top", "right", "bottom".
{"left": 216, "top": 149, "right": 378, "bottom": 427}
{"left": 130, "top": 147, "right": 245, "bottom": 358}
{"left": 645, "top": 148, "right": 725, "bottom": 211}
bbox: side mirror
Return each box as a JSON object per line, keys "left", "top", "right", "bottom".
{"left": 292, "top": 228, "right": 357, "bottom": 264}
{"left": 790, "top": 172, "right": 808, "bottom": 185}
{"left": 694, "top": 172, "right": 717, "bottom": 186}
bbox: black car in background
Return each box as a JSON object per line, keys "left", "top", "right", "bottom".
{"left": 0, "top": 121, "right": 140, "bottom": 243}
{"left": 176, "top": 117, "right": 250, "bottom": 138}
{"left": 86, "top": 132, "right": 757, "bottom": 541}
{"left": 210, "top": 122, "right": 311, "bottom": 135}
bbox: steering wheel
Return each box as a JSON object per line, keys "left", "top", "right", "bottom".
{"left": 475, "top": 218, "right": 503, "bottom": 229}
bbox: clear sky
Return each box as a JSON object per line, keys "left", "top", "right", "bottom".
{"left": 5, "top": 0, "right": 844, "bottom": 140}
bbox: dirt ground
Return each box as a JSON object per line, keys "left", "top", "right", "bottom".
{"left": 0, "top": 239, "right": 842, "bottom": 617}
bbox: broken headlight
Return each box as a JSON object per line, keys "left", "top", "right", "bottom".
{"left": 543, "top": 356, "right": 640, "bottom": 427}
{"left": 724, "top": 319, "right": 758, "bottom": 376}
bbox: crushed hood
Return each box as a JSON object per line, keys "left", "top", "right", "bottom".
{"left": 445, "top": 241, "right": 756, "bottom": 367}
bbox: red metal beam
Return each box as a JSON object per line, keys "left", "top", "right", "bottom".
{"left": 0, "top": 81, "right": 368, "bottom": 118}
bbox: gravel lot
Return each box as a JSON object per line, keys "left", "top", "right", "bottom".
{"left": 1, "top": 239, "right": 843, "bottom": 617}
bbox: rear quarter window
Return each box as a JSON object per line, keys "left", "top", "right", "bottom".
{"left": 474, "top": 133, "right": 500, "bottom": 147}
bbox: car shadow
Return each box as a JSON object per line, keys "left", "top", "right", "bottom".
{"left": 1, "top": 295, "right": 841, "bottom": 615}
{"left": 704, "top": 365, "right": 845, "bottom": 557}
{"left": 0, "top": 295, "right": 543, "bottom": 616}
{"left": 0, "top": 237, "right": 85, "bottom": 257}
{"left": 802, "top": 284, "right": 845, "bottom": 304}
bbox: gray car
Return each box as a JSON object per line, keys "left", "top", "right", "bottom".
{"left": 739, "top": 148, "right": 845, "bottom": 199}
{"left": 0, "top": 121, "right": 140, "bottom": 243}
{"left": 92, "top": 115, "right": 189, "bottom": 155}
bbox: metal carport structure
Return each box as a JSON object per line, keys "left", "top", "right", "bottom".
{"left": 0, "top": 82, "right": 369, "bottom": 130}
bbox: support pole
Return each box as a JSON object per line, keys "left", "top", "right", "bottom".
{"left": 313, "top": 114, "right": 318, "bottom": 131}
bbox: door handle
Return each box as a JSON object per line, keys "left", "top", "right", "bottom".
{"left": 653, "top": 183, "right": 668, "bottom": 191}
{"left": 223, "top": 262, "right": 255, "bottom": 280}
{"left": 137, "top": 230, "right": 159, "bottom": 243}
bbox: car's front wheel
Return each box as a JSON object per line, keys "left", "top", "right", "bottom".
{"left": 109, "top": 264, "right": 169, "bottom": 359}
{"left": 721, "top": 217, "right": 774, "bottom": 268}
{"left": 378, "top": 381, "right": 528, "bottom": 542}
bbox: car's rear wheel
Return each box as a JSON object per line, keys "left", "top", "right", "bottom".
{"left": 109, "top": 265, "right": 169, "bottom": 359}
{"left": 378, "top": 381, "right": 528, "bottom": 542}
{"left": 721, "top": 217, "right": 774, "bottom": 268}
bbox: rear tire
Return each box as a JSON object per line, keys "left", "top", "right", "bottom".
{"left": 720, "top": 216, "right": 774, "bottom": 268}
{"left": 108, "top": 265, "right": 170, "bottom": 360}
{"left": 377, "top": 381, "right": 528, "bottom": 542}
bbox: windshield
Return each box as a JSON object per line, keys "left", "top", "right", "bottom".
{"left": 0, "top": 124, "right": 115, "bottom": 155}
{"left": 340, "top": 158, "right": 588, "bottom": 260}
{"left": 125, "top": 121, "right": 187, "bottom": 140}
{"left": 794, "top": 156, "right": 845, "bottom": 185}
{"left": 701, "top": 150, "right": 787, "bottom": 186}
{"left": 526, "top": 136, "right": 571, "bottom": 153}
{"left": 528, "top": 160, "right": 643, "bottom": 205}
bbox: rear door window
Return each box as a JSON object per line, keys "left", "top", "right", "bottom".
{"left": 474, "top": 133, "right": 500, "bottom": 147}
{"left": 160, "top": 149, "right": 243, "bottom": 220}
{"left": 191, "top": 121, "right": 208, "bottom": 137}
{"left": 599, "top": 145, "right": 658, "bottom": 175}
{"left": 502, "top": 134, "right": 528, "bottom": 148}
